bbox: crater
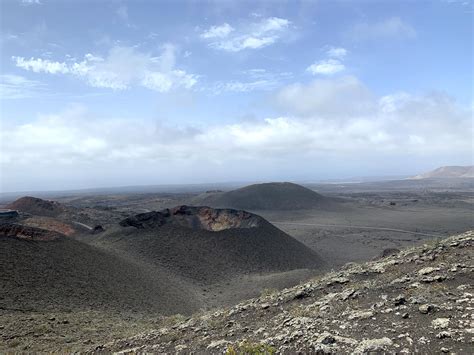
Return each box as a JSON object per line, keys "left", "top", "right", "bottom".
{"left": 119, "top": 205, "right": 262, "bottom": 231}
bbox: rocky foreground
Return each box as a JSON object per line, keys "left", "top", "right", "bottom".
{"left": 98, "top": 231, "right": 473, "bottom": 354}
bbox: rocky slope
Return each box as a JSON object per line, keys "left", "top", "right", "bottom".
{"left": 99, "top": 231, "right": 474, "bottom": 354}
{"left": 0, "top": 223, "right": 64, "bottom": 241}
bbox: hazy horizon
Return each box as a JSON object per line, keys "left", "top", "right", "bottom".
{"left": 1, "top": 0, "right": 473, "bottom": 192}
{"left": 1, "top": 173, "right": 416, "bottom": 195}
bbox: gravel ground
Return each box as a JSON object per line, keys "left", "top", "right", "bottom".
{"left": 100, "top": 231, "right": 474, "bottom": 354}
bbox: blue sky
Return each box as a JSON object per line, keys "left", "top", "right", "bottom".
{"left": 0, "top": 0, "right": 473, "bottom": 192}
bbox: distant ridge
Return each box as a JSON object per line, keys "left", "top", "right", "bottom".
{"left": 191, "top": 182, "right": 338, "bottom": 210}
{"left": 411, "top": 165, "right": 474, "bottom": 179}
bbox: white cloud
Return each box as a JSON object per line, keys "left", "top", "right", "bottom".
{"left": 307, "top": 46, "right": 348, "bottom": 76}
{"left": 273, "top": 79, "right": 471, "bottom": 158}
{"left": 210, "top": 69, "right": 292, "bottom": 94}
{"left": 258, "top": 17, "right": 290, "bottom": 32}
{"left": 201, "top": 17, "right": 291, "bottom": 52}
{"left": 200, "top": 23, "right": 234, "bottom": 39}
{"left": 350, "top": 17, "right": 416, "bottom": 41}
{"left": 21, "top": 0, "right": 41, "bottom": 5}
{"left": 307, "top": 59, "right": 345, "bottom": 75}
{"left": 275, "top": 76, "right": 374, "bottom": 118}
{"left": 239, "top": 36, "right": 276, "bottom": 49}
{"left": 327, "top": 47, "right": 348, "bottom": 59}
{"left": 215, "top": 80, "right": 277, "bottom": 93}
{"left": 0, "top": 74, "right": 45, "bottom": 99}
{"left": 14, "top": 57, "right": 69, "bottom": 74}
{"left": 12, "top": 45, "right": 198, "bottom": 92}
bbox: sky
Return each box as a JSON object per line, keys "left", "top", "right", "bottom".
{"left": 0, "top": 0, "right": 473, "bottom": 192}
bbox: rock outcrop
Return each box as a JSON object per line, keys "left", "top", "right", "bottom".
{"left": 0, "top": 223, "right": 65, "bottom": 241}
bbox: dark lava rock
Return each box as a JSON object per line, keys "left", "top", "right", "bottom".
{"left": 91, "top": 225, "right": 105, "bottom": 234}
{"left": 120, "top": 211, "right": 167, "bottom": 229}
{"left": 381, "top": 248, "right": 401, "bottom": 258}
{"left": 394, "top": 295, "right": 407, "bottom": 306}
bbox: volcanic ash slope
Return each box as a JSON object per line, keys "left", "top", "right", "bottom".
{"left": 95, "top": 205, "right": 325, "bottom": 285}
{"left": 191, "top": 182, "right": 340, "bottom": 211}
{"left": 0, "top": 223, "right": 200, "bottom": 315}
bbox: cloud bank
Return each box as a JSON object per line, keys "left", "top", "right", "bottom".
{"left": 2, "top": 75, "right": 471, "bottom": 191}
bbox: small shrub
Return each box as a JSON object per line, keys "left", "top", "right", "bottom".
{"left": 424, "top": 238, "right": 442, "bottom": 249}
{"left": 160, "top": 314, "right": 186, "bottom": 328}
{"left": 289, "top": 304, "right": 314, "bottom": 318}
{"left": 7, "top": 339, "right": 21, "bottom": 348}
{"left": 226, "top": 341, "right": 276, "bottom": 355}
{"left": 260, "top": 288, "right": 277, "bottom": 298}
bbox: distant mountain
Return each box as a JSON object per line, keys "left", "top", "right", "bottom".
{"left": 411, "top": 165, "right": 474, "bottom": 179}
{"left": 190, "top": 182, "right": 339, "bottom": 210}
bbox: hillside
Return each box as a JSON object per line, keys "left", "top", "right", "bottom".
{"left": 93, "top": 205, "right": 325, "bottom": 285}
{"left": 6, "top": 196, "right": 68, "bottom": 217}
{"left": 0, "top": 206, "right": 326, "bottom": 352}
{"left": 101, "top": 231, "right": 474, "bottom": 354}
{"left": 412, "top": 166, "right": 474, "bottom": 179}
{"left": 0, "top": 223, "right": 200, "bottom": 315}
{"left": 191, "top": 182, "right": 338, "bottom": 210}
{"left": 0, "top": 204, "right": 324, "bottom": 320}
{"left": 4, "top": 196, "right": 124, "bottom": 233}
